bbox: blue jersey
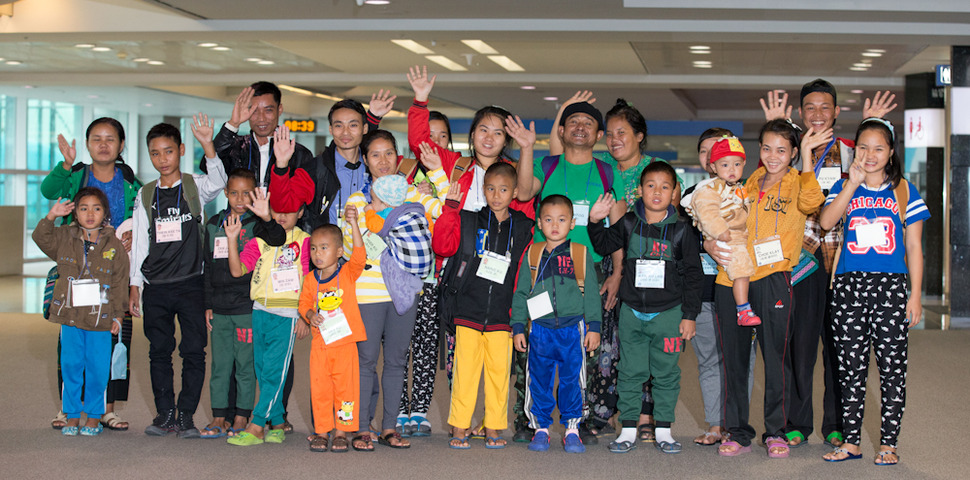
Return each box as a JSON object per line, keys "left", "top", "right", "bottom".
{"left": 825, "top": 179, "right": 929, "bottom": 275}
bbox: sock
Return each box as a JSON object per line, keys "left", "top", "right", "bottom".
{"left": 535, "top": 428, "right": 549, "bottom": 436}
{"left": 616, "top": 427, "right": 637, "bottom": 444}
{"left": 737, "top": 302, "right": 751, "bottom": 312}
{"left": 655, "top": 427, "right": 675, "bottom": 444}
{"left": 565, "top": 428, "right": 579, "bottom": 437}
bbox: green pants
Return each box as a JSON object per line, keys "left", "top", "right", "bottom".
{"left": 617, "top": 304, "right": 683, "bottom": 424}
{"left": 209, "top": 313, "right": 256, "bottom": 416}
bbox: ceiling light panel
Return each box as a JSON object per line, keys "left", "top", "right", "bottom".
{"left": 462, "top": 40, "right": 499, "bottom": 55}
{"left": 391, "top": 39, "right": 434, "bottom": 55}
{"left": 425, "top": 55, "right": 467, "bottom": 71}
{"left": 488, "top": 55, "right": 524, "bottom": 72}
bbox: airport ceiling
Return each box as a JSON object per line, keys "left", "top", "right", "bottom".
{"left": 1, "top": 0, "right": 968, "bottom": 136}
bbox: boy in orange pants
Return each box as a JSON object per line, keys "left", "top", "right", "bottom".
{"left": 299, "top": 205, "right": 367, "bottom": 452}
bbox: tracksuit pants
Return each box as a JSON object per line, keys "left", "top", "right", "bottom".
{"left": 525, "top": 322, "right": 587, "bottom": 430}
{"left": 617, "top": 304, "right": 683, "bottom": 426}
{"left": 449, "top": 326, "right": 513, "bottom": 430}
{"left": 715, "top": 272, "right": 792, "bottom": 446}
{"left": 831, "top": 272, "right": 909, "bottom": 448}
{"left": 250, "top": 310, "right": 296, "bottom": 427}
{"left": 60, "top": 325, "right": 111, "bottom": 419}
{"left": 209, "top": 313, "right": 255, "bottom": 418}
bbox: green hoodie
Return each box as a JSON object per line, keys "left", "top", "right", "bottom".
{"left": 40, "top": 161, "right": 143, "bottom": 225}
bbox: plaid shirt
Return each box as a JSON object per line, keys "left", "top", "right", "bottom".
{"left": 802, "top": 141, "right": 848, "bottom": 272}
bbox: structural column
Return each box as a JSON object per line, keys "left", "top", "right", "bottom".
{"left": 949, "top": 46, "right": 970, "bottom": 317}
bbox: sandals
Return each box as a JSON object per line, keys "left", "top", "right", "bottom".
{"left": 264, "top": 429, "right": 285, "bottom": 444}
{"left": 395, "top": 417, "right": 411, "bottom": 438}
{"left": 409, "top": 415, "right": 432, "bottom": 437}
{"left": 80, "top": 424, "right": 104, "bottom": 436}
{"left": 51, "top": 411, "right": 67, "bottom": 430}
{"left": 227, "top": 431, "right": 264, "bottom": 446}
{"left": 823, "top": 447, "right": 863, "bottom": 462}
{"left": 694, "top": 430, "right": 722, "bottom": 445}
{"left": 608, "top": 439, "right": 637, "bottom": 453}
{"left": 655, "top": 440, "right": 682, "bottom": 454}
{"left": 200, "top": 423, "right": 228, "bottom": 439}
{"left": 469, "top": 422, "right": 486, "bottom": 440}
{"left": 378, "top": 431, "right": 410, "bottom": 449}
{"left": 875, "top": 449, "right": 899, "bottom": 466}
{"left": 308, "top": 434, "right": 329, "bottom": 452}
{"left": 824, "top": 431, "right": 844, "bottom": 447}
{"left": 765, "top": 436, "right": 790, "bottom": 458}
{"left": 718, "top": 440, "right": 752, "bottom": 457}
{"left": 638, "top": 423, "right": 656, "bottom": 443}
{"left": 100, "top": 412, "right": 129, "bottom": 431}
{"left": 785, "top": 430, "right": 807, "bottom": 448}
{"left": 331, "top": 435, "right": 349, "bottom": 453}
{"left": 281, "top": 420, "right": 294, "bottom": 434}
{"left": 485, "top": 436, "right": 507, "bottom": 449}
{"left": 449, "top": 436, "right": 471, "bottom": 450}
{"left": 352, "top": 434, "right": 374, "bottom": 452}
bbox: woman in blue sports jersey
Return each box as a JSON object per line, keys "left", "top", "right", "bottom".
{"left": 818, "top": 118, "right": 929, "bottom": 466}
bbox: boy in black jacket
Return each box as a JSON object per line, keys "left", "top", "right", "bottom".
{"left": 588, "top": 161, "right": 703, "bottom": 454}
{"left": 433, "top": 163, "right": 533, "bottom": 449}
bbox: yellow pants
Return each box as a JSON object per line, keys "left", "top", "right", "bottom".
{"left": 448, "top": 326, "right": 513, "bottom": 431}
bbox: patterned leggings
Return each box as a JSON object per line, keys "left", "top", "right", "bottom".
{"left": 399, "top": 283, "right": 440, "bottom": 418}
{"left": 831, "top": 272, "right": 909, "bottom": 448}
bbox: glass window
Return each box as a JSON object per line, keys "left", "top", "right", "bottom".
{"left": 0, "top": 96, "right": 13, "bottom": 169}
{"left": 26, "top": 99, "right": 83, "bottom": 172}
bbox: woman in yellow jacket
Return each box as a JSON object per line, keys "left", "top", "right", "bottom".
{"left": 708, "top": 119, "right": 828, "bottom": 458}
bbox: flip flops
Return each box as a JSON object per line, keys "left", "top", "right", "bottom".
{"left": 200, "top": 425, "right": 227, "bottom": 439}
{"left": 874, "top": 450, "right": 900, "bottom": 466}
{"left": 785, "top": 430, "right": 807, "bottom": 448}
{"left": 449, "top": 436, "right": 471, "bottom": 450}
{"left": 765, "top": 436, "right": 790, "bottom": 458}
{"left": 718, "top": 440, "right": 752, "bottom": 456}
{"left": 378, "top": 431, "right": 410, "bottom": 448}
{"left": 694, "top": 430, "right": 722, "bottom": 445}
{"left": 824, "top": 431, "right": 844, "bottom": 447}
{"left": 264, "top": 429, "right": 285, "bottom": 444}
{"left": 485, "top": 436, "right": 507, "bottom": 449}
{"left": 655, "top": 440, "right": 682, "bottom": 454}
{"left": 409, "top": 415, "right": 432, "bottom": 437}
{"left": 823, "top": 447, "right": 863, "bottom": 462}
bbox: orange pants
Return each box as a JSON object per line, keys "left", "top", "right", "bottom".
{"left": 309, "top": 339, "right": 360, "bottom": 434}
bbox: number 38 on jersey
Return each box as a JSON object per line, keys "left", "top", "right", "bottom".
{"left": 846, "top": 216, "right": 896, "bottom": 254}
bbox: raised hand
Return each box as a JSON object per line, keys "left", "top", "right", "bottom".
{"left": 368, "top": 89, "right": 397, "bottom": 118}
{"left": 504, "top": 115, "right": 537, "bottom": 150}
{"left": 417, "top": 141, "right": 442, "bottom": 171}
{"left": 760, "top": 90, "right": 792, "bottom": 121}
{"left": 562, "top": 90, "right": 596, "bottom": 110}
{"left": 247, "top": 188, "right": 271, "bottom": 221}
{"left": 47, "top": 198, "right": 75, "bottom": 220}
{"left": 273, "top": 124, "right": 295, "bottom": 168}
{"left": 224, "top": 212, "right": 242, "bottom": 239}
{"left": 444, "top": 185, "right": 465, "bottom": 206}
{"left": 344, "top": 204, "right": 358, "bottom": 224}
{"left": 57, "top": 134, "right": 77, "bottom": 169}
{"left": 847, "top": 156, "right": 866, "bottom": 186}
{"left": 190, "top": 113, "right": 216, "bottom": 158}
{"left": 229, "top": 86, "right": 257, "bottom": 129}
{"left": 588, "top": 193, "right": 615, "bottom": 223}
{"left": 415, "top": 180, "right": 432, "bottom": 196}
{"left": 407, "top": 65, "right": 436, "bottom": 102}
{"left": 800, "top": 126, "right": 835, "bottom": 171}
{"left": 863, "top": 90, "right": 898, "bottom": 119}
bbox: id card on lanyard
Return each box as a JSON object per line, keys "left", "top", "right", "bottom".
{"left": 154, "top": 183, "right": 183, "bottom": 244}
{"left": 754, "top": 177, "right": 784, "bottom": 267}
{"left": 564, "top": 161, "right": 596, "bottom": 227}
{"left": 635, "top": 220, "right": 669, "bottom": 289}
{"left": 475, "top": 214, "right": 514, "bottom": 283}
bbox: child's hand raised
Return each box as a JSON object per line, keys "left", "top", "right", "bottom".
{"left": 57, "top": 134, "right": 77, "bottom": 168}
{"left": 513, "top": 333, "right": 528, "bottom": 353}
{"left": 589, "top": 193, "right": 615, "bottom": 223}
{"left": 344, "top": 204, "right": 358, "bottom": 223}
{"left": 224, "top": 213, "right": 242, "bottom": 239}
{"left": 417, "top": 142, "right": 442, "bottom": 171}
{"left": 584, "top": 331, "right": 601, "bottom": 352}
{"left": 247, "top": 188, "right": 271, "bottom": 221}
{"left": 47, "top": 198, "right": 74, "bottom": 221}
{"left": 273, "top": 125, "right": 295, "bottom": 168}
{"left": 191, "top": 113, "right": 214, "bottom": 146}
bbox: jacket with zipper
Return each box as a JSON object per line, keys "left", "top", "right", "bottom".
{"left": 40, "top": 161, "right": 142, "bottom": 226}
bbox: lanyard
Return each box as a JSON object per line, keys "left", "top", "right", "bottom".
{"left": 813, "top": 138, "right": 837, "bottom": 176}
{"left": 80, "top": 230, "right": 102, "bottom": 278}
{"left": 562, "top": 157, "right": 595, "bottom": 200}
{"left": 485, "top": 212, "right": 514, "bottom": 256}
{"left": 638, "top": 219, "right": 668, "bottom": 259}
{"left": 153, "top": 183, "right": 182, "bottom": 220}
{"left": 755, "top": 175, "right": 782, "bottom": 239}
{"left": 530, "top": 248, "right": 556, "bottom": 294}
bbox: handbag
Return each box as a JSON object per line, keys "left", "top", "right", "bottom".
{"left": 790, "top": 249, "right": 819, "bottom": 286}
{"left": 110, "top": 320, "right": 128, "bottom": 380}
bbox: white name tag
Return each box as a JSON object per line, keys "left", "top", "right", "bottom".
{"left": 155, "top": 219, "right": 182, "bottom": 243}
{"left": 817, "top": 167, "right": 842, "bottom": 190}
{"left": 855, "top": 221, "right": 888, "bottom": 248}
{"left": 71, "top": 279, "right": 101, "bottom": 307}
{"left": 213, "top": 237, "right": 229, "bottom": 259}
{"left": 635, "top": 259, "right": 665, "bottom": 289}
{"left": 700, "top": 253, "right": 719, "bottom": 276}
{"left": 271, "top": 267, "right": 301, "bottom": 293}
{"left": 476, "top": 251, "right": 511, "bottom": 284}
{"left": 319, "top": 308, "right": 353, "bottom": 345}
{"left": 753, "top": 236, "right": 785, "bottom": 267}
{"left": 363, "top": 232, "right": 387, "bottom": 260}
{"left": 527, "top": 291, "right": 554, "bottom": 320}
{"left": 573, "top": 201, "right": 590, "bottom": 227}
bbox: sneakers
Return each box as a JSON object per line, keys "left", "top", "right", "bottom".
{"left": 563, "top": 432, "right": 585, "bottom": 453}
{"left": 176, "top": 410, "right": 200, "bottom": 439}
{"left": 144, "top": 409, "right": 177, "bottom": 436}
{"left": 513, "top": 422, "right": 534, "bottom": 443}
{"left": 578, "top": 422, "right": 599, "bottom": 446}
{"left": 737, "top": 308, "right": 761, "bottom": 327}
{"left": 528, "top": 430, "right": 550, "bottom": 452}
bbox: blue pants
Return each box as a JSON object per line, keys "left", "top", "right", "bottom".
{"left": 251, "top": 310, "right": 296, "bottom": 427}
{"left": 60, "top": 325, "right": 111, "bottom": 419}
{"left": 524, "top": 322, "right": 587, "bottom": 430}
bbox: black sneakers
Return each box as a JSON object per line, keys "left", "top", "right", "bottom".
{"left": 579, "top": 422, "right": 599, "bottom": 445}
{"left": 513, "top": 421, "right": 534, "bottom": 443}
{"left": 176, "top": 410, "right": 200, "bottom": 439}
{"left": 144, "top": 409, "right": 177, "bottom": 436}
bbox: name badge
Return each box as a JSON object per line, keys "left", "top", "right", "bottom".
{"left": 476, "top": 251, "right": 511, "bottom": 284}
{"left": 527, "top": 291, "right": 554, "bottom": 320}
{"left": 817, "top": 167, "right": 842, "bottom": 190}
{"left": 753, "top": 235, "right": 785, "bottom": 267}
{"left": 155, "top": 219, "right": 181, "bottom": 243}
{"left": 363, "top": 232, "right": 387, "bottom": 260}
{"left": 855, "top": 221, "right": 888, "bottom": 248}
{"left": 700, "top": 253, "right": 719, "bottom": 276}
{"left": 71, "top": 279, "right": 101, "bottom": 307}
{"left": 573, "top": 201, "right": 590, "bottom": 227}
{"left": 635, "top": 259, "right": 665, "bottom": 289}
{"left": 271, "top": 267, "right": 301, "bottom": 293}
{"left": 319, "top": 308, "right": 353, "bottom": 345}
{"left": 213, "top": 237, "right": 229, "bottom": 259}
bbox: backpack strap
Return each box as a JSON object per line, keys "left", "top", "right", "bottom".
{"left": 141, "top": 175, "right": 202, "bottom": 223}
{"left": 570, "top": 242, "right": 587, "bottom": 294}
{"left": 893, "top": 181, "right": 909, "bottom": 226}
{"left": 528, "top": 241, "right": 546, "bottom": 287}
{"left": 537, "top": 155, "right": 560, "bottom": 201}
{"left": 141, "top": 179, "right": 157, "bottom": 215}
{"left": 593, "top": 158, "right": 615, "bottom": 195}
{"left": 450, "top": 157, "right": 474, "bottom": 185}
{"left": 397, "top": 157, "right": 419, "bottom": 182}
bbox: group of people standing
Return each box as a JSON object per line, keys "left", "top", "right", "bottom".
{"left": 36, "top": 68, "right": 925, "bottom": 466}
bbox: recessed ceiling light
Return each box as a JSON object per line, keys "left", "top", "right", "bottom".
{"left": 693, "top": 60, "right": 712, "bottom": 65}
{"left": 425, "top": 55, "right": 467, "bottom": 72}
{"left": 520, "top": 85, "right": 536, "bottom": 90}
{"left": 147, "top": 60, "right": 165, "bottom": 65}
{"left": 133, "top": 57, "right": 150, "bottom": 62}
{"left": 691, "top": 50, "right": 710, "bottom": 54}
{"left": 850, "top": 89, "right": 864, "bottom": 94}
{"left": 689, "top": 45, "right": 710, "bottom": 50}
{"left": 144, "top": 103, "right": 153, "bottom": 107}
{"left": 462, "top": 40, "right": 499, "bottom": 55}
{"left": 866, "top": 49, "right": 886, "bottom": 53}
{"left": 853, "top": 63, "right": 870, "bottom": 68}
{"left": 841, "top": 107, "right": 851, "bottom": 111}
{"left": 391, "top": 39, "right": 434, "bottom": 55}
{"left": 245, "top": 57, "right": 262, "bottom": 62}
{"left": 314, "top": 92, "right": 342, "bottom": 101}
{"left": 91, "top": 47, "right": 111, "bottom": 52}
{"left": 861, "top": 59, "right": 873, "bottom": 64}
{"left": 257, "top": 60, "right": 275, "bottom": 65}
{"left": 849, "top": 66, "right": 868, "bottom": 71}
{"left": 75, "top": 44, "right": 95, "bottom": 49}
{"left": 0, "top": 57, "right": 4, "bottom": 62}
{"left": 846, "top": 99, "right": 857, "bottom": 104}
{"left": 23, "top": 85, "right": 34, "bottom": 89}
{"left": 87, "top": 94, "right": 100, "bottom": 99}
{"left": 364, "top": 0, "right": 390, "bottom": 4}
{"left": 279, "top": 85, "right": 314, "bottom": 96}
{"left": 198, "top": 43, "right": 218, "bottom": 48}
{"left": 488, "top": 55, "right": 524, "bottom": 72}
{"left": 5, "top": 60, "right": 22, "bottom": 65}
{"left": 693, "top": 64, "right": 713, "bottom": 68}
{"left": 212, "top": 46, "right": 231, "bottom": 52}
{"left": 862, "top": 52, "right": 882, "bottom": 57}
{"left": 543, "top": 96, "right": 558, "bottom": 101}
